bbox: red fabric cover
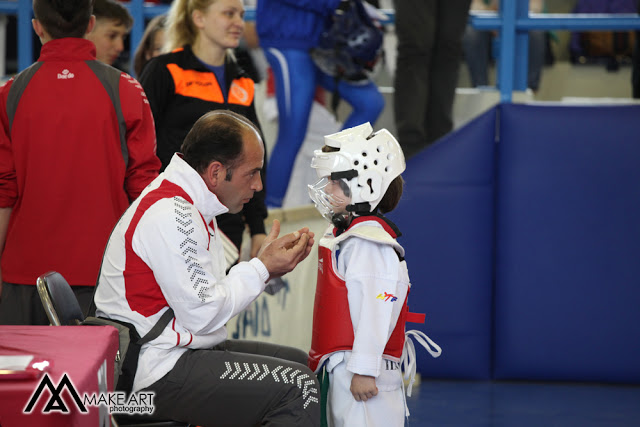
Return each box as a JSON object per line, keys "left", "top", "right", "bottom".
{"left": 0, "top": 325, "right": 119, "bottom": 426}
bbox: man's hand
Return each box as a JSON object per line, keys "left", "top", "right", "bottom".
{"left": 250, "top": 233, "right": 267, "bottom": 259}
{"left": 350, "top": 374, "right": 378, "bottom": 402}
{"left": 257, "top": 219, "right": 314, "bottom": 280}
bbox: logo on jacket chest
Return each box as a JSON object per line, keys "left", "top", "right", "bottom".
{"left": 229, "top": 82, "right": 249, "bottom": 104}
{"left": 376, "top": 292, "right": 398, "bottom": 302}
{"left": 185, "top": 81, "right": 213, "bottom": 87}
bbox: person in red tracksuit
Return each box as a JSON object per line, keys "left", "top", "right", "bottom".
{"left": 0, "top": 0, "right": 160, "bottom": 324}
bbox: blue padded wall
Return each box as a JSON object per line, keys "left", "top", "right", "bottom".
{"left": 494, "top": 103, "right": 640, "bottom": 383}
{"left": 389, "top": 107, "right": 497, "bottom": 379}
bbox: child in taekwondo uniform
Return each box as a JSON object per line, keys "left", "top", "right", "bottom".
{"left": 307, "top": 123, "right": 442, "bottom": 426}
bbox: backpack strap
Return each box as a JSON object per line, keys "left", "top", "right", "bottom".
{"left": 83, "top": 307, "right": 175, "bottom": 393}
{"left": 138, "top": 308, "right": 175, "bottom": 344}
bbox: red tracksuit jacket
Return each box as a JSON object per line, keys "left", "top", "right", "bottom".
{"left": 0, "top": 38, "right": 160, "bottom": 287}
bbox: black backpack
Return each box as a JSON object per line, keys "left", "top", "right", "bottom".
{"left": 311, "top": 0, "right": 384, "bottom": 82}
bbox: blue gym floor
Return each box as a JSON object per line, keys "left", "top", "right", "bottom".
{"left": 405, "top": 379, "right": 640, "bottom": 426}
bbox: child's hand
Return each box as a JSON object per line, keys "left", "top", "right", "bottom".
{"left": 350, "top": 374, "right": 378, "bottom": 402}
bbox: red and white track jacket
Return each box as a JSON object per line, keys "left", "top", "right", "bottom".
{"left": 95, "top": 154, "right": 269, "bottom": 391}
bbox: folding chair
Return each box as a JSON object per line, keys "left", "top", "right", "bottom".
{"left": 36, "top": 271, "right": 189, "bottom": 427}
{"left": 36, "top": 271, "right": 84, "bottom": 326}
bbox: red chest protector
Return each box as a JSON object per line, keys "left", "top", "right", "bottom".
{"left": 307, "top": 216, "right": 425, "bottom": 372}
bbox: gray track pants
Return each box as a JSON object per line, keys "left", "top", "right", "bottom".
{"left": 142, "top": 339, "right": 320, "bottom": 427}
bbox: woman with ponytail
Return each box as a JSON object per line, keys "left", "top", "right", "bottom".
{"left": 139, "top": 0, "right": 267, "bottom": 267}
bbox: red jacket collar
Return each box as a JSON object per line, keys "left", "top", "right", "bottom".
{"left": 333, "top": 214, "right": 401, "bottom": 239}
{"left": 38, "top": 38, "right": 97, "bottom": 62}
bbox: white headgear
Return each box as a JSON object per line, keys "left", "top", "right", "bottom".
{"left": 309, "top": 122, "right": 406, "bottom": 218}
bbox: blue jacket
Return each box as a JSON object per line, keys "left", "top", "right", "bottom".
{"left": 256, "top": 0, "right": 341, "bottom": 50}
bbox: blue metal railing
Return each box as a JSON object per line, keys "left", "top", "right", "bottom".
{"left": 0, "top": 0, "right": 33, "bottom": 72}
{"left": 471, "top": 0, "right": 640, "bottom": 101}
{"left": 3, "top": 0, "right": 640, "bottom": 101}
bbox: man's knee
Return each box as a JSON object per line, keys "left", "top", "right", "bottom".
{"left": 282, "top": 362, "right": 319, "bottom": 401}
{"left": 275, "top": 363, "right": 320, "bottom": 426}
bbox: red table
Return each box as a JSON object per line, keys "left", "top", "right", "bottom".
{"left": 0, "top": 325, "right": 119, "bottom": 427}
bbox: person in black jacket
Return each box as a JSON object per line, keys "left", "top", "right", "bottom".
{"left": 139, "top": 0, "right": 267, "bottom": 266}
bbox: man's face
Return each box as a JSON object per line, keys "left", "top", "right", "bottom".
{"left": 215, "top": 130, "right": 264, "bottom": 214}
{"left": 87, "top": 18, "right": 129, "bottom": 65}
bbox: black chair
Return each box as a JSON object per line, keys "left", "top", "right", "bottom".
{"left": 36, "top": 271, "right": 189, "bottom": 427}
{"left": 36, "top": 271, "right": 84, "bottom": 326}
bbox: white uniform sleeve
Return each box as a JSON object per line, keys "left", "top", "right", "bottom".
{"left": 132, "top": 198, "right": 268, "bottom": 336}
{"left": 338, "top": 236, "right": 403, "bottom": 378}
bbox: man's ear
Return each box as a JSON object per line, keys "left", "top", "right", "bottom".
{"left": 203, "top": 161, "right": 225, "bottom": 189}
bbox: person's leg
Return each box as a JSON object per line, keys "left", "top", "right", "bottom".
{"left": 527, "top": 30, "right": 546, "bottom": 92}
{"left": 221, "top": 339, "right": 309, "bottom": 366}
{"left": 328, "top": 361, "right": 366, "bottom": 427}
{"left": 263, "top": 47, "right": 316, "bottom": 208}
{"left": 393, "top": 0, "right": 435, "bottom": 159}
{"left": 462, "top": 24, "right": 492, "bottom": 87}
{"left": 426, "top": 0, "right": 472, "bottom": 145}
{"left": 634, "top": 29, "right": 640, "bottom": 98}
{"left": 0, "top": 283, "right": 49, "bottom": 325}
{"left": 327, "top": 354, "right": 404, "bottom": 427}
{"left": 634, "top": 0, "right": 640, "bottom": 98}
{"left": 634, "top": 1, "right": 640, "bottom": 98}
{"left": 145, "top": 344, "right": 320, "bottom": 427}
{"left": 317, "top": 73, "right": 385, "bottom": 130}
